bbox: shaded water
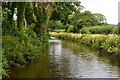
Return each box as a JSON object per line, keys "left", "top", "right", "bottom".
{"left": 8, "top": 37, "right": 119, "bottom": 78}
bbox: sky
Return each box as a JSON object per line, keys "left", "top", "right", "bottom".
{"left": 80, "top": 0, "right": 119, "bottom": 24}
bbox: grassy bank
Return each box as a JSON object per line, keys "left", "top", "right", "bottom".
{"left": 50, "top": 32, "right": 120, "bottom": 56}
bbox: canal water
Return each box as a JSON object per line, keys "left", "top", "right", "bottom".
{"left": 8, "top": 37, "right": 119, "bottom": 78}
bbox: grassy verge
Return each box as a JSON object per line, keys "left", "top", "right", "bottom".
{"left": 50, "top": 32, "right": 120, "bottom": 56}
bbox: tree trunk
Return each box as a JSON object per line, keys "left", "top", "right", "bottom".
{"left": 33, "top": 2, "right": 54, "bottom": 37}
{"left": 17, "top": 2, "right": 27, "bottom": 31}
{"left": 8, "top": 2, "right": 16, "bottom": 25}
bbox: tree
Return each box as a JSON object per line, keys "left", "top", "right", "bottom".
{"left": 48, "top": 2, "right": 83, "bottom": 33}
{"left": 25, "top": 2, "right": 36, "bottom": 26}
{"left": 17, "top": 2, "right": 27, "bottom": 31}
{"left": 93, "top": 13, "right": 107, "bottom": 25}
{"left": 32, "top": 2, "right": 55, "bottom": 43}
{"left": 2, "top": 2, "right": 17, "bottom": 35}
{"left": 50, "top": 2, "right": 83, "bottom": 25}
{"left": 2, "top": 2, "right": 55, "bottom": 42}
{"left": 70, "top": 11, "right": 99, "bottom": 32}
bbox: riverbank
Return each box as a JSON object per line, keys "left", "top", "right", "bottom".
{"left": 6, "top": 37, "right": 120, "bottom": 78}
{"left": 2, "top": 34, "right": 48, "bottom": 77}
{"left": 50, "top": 32, "right": 120, "bottom": 57}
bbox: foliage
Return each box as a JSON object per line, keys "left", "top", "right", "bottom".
{"left": 25, "top": 2, "right": 36, "bottom": 25}
{"left": 67, "top": 25, "right": 78, "bottom": 33}
{"left": 2, "top": 1, "right": 115, "bottom": 77}
{"left": 80, "top": 25, "right": 118, "bottom": 34}
{"left": 71, "top": 11, "right": 98, "bottom": 27}
{"left": 50, "top": 2, "right": 83, "bottom": 24}
{"left": 2, "top": 7, "right": 16, "bottom": 35}
{"left": 48, "top": 2, "right": 83, "bottom": 32}
{"left": 93, "top": 13, "right": 107, "bottom": 25}
{"left": 48, "top": 20, "right": 63, "bottom": 30}
{"left": 67, "top": 11, "right": 107, "bottom": 32}
{"left": 2, "top": 24, "right": 44, "bottom": 77}
{"left": 2, "top": 2, "right": 54, "bottom": 77}
{"left": 51, "top": 10, "right": 107, "bottom": 33}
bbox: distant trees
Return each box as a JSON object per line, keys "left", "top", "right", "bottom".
{"left": 63, "top": 11, "right": 107, "bottom": 33}
{"left": 48, "top": 3, "right": 108, "bottom": 33}
{"left": 93, "top": 13, "right": 107, "bottom": 25}
{"left": 71, "top": 11, "right": 97, "bottom": 28}
{"left": 48, "top": 2, "right": 84, "bottom": 32}
{"left": 71, "top": 11, "right": 107, "bottom": 27}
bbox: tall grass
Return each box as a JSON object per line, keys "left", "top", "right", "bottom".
{"left": 50, "top": 32, "right": 120, "bottom": 56}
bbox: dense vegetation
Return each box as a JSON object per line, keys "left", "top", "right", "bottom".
{"left": 2, "top": 2, "right": 51, "bottom": 77}
{"left": 1, "top": 2, "right": 84, "bottom": 77}
{"left": 48, "top": 10, "right": 107, "bottom": 33}
{"left": 50, "top": 32, "right": 120, "bottom": 57}
{"left": 80, "top": 25, "right": 119, "bottom": 34}
{"left": 1, "top": 1, "right": 120, "bottom": 78}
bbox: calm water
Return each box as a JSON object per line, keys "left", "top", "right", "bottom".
{"left": 8, "top": 37, "right": 119, "bottom": 78}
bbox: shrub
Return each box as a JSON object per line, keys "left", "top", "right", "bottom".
{"left": 2, "top": 24, "right": 45, "bottom": 77}
{"left": 80, "top": 25, "right": 118, "bottom": 34}
{"left": 48, "top": 20, "right": 63, "bottom": 30}
{"left": 67, "top": 25, "right": 77, "bottom": 33}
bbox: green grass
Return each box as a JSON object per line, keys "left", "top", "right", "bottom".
{"left": 52, "top": 29, "right": 65, "bottom": 32}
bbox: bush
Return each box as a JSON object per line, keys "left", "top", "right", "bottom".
{"left": 2, "top": 24, "right": 46, "bottom": 77}
{"left": 48, "top": 20, "right": 63, "bottom": 30}
{"left": 80, "top": 25, "right": 118, "bottom": 34}
{"left": 2, "top": 34, "right": 40, "bottom": 77}
{"left": 67, "top": 25, "right": 77, "bottom": 33}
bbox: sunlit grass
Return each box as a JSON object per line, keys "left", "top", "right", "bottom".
{"left": 50, "top": 32, "right": 120, "bottom": 56}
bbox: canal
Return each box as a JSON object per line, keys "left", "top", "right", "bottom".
{"left": 8, "top": 37, "right": 119, "bottom": 78}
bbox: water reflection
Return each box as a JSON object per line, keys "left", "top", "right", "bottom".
{"left": 8, "top": 37, "right": 119, "bottom": 78}
{"left": 49, "top": 38, "right": 119, "bottom": 78}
